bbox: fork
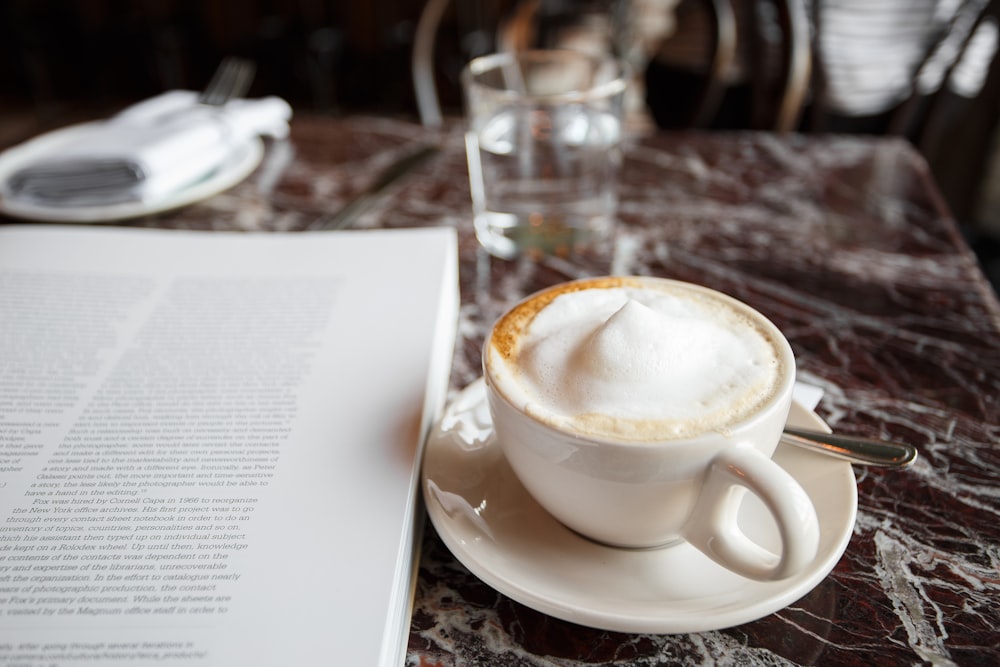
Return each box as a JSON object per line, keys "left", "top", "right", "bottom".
{"left": 199, "top": 57, "right": 256, "bottom": 106}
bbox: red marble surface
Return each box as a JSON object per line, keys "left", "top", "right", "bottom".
{"left": 396, "top": 123, "right": 1000, "bottom": 667}
{"left": 6, "top": 114, "right": 998, "bottom": 665}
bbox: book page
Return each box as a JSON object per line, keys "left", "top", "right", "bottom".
{"left": 0, "top": 225, "right": 458, "bottom": 666}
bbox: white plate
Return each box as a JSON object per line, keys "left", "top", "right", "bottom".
{"left": 0, "top": 122, "right": 264, "bottom": 223}
{"left": 422, "top": 378, "right": 858, "bottom": 634}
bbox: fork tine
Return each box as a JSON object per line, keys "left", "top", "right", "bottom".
{"left": 228, "top": 60, "right": 256, "bottom": 100}
{"left": 200, "top": 59, "right": 232, "bottom": 105}
{"left": 199, "top": 57, "right": 256, "bottom": 106}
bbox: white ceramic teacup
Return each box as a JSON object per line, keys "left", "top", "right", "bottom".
{"left": 483, "top": 276, "right": 820, "bottom": 581}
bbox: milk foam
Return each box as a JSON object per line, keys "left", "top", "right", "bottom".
{"left": 488, "top": 279, "right": 786, "bottom": 441}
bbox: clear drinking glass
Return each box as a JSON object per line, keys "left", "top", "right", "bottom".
{"left": 461, "top": 50, "right": 628, "bottom": 259}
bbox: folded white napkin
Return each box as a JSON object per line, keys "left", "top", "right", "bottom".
{"left": 1, "top": 90, "right": 291, "bottom": 207}
{"left": 792, "top": 382, "right": 824, "bottom": 412}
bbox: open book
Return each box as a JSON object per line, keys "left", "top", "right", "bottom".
{"left": 0, "top": 225, "right": 459, "bottom": 666}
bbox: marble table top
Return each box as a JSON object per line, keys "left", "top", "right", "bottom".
{"left": 9, "top": 114, "right": 999, "bottom": 665}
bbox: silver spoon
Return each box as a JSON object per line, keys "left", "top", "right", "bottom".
{"left": 781, "top": 427, "right": 918, "bottom": 467}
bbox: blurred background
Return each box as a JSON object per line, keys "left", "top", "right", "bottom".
{"left": 1, "top": 0, "right": 998, "bottom": 289}
{"left": 0, "top": 0, "right": 468, "bottom": 120}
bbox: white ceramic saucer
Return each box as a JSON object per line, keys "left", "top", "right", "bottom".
{"left": 0, "top": 122, "right": 264, "bottom": 223}
{"left": 422, "top": 378, "right": 858, "bottom": 634}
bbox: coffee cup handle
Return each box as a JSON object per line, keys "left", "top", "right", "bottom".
{"left": 682, "top": 448, "right": 820, "bottom": 581}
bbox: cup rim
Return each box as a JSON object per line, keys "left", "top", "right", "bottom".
{"left": 461, "top": 49, "right": 629, "bottom": 104}
{"left": 482, "top": 276, "right": 797, "bottom": 448}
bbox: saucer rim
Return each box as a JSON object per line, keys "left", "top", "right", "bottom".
{"left": 0, "top": 121, "right": 264, "bottom": 223}
{"left": 422, "top": 377, "right": 859, "bottom": 634}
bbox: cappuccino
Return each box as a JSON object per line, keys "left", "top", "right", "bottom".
{"left": 486, "top": 276, "right": 789, "bottom": 442}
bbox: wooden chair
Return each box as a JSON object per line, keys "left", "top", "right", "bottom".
{"left": 808, "top": 0, "right": 1000, "bottom": 220}
{"left": 412, "top": 0, "right": 516, "bottom": 128}
{"left": 645, "top": 0, "right": 811, "bottom": 132}
{"left": 412, "top": 0, "right": 453, "bottom": 128}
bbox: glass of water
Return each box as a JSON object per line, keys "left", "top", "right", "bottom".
{"left": 461, "top": 50, "right": 628, "bottom": 259}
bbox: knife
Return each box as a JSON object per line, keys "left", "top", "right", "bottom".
{"left": 310, "top": 143, "right": 439, "bottom": 231}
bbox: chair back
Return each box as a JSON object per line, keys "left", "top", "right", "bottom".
{"left": 645, "top": 0, "right": 810, "bottom": 132}
{"left": 413, "top": 0, "right": 515, "bottom": 127}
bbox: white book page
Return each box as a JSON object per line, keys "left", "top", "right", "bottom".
{"left": 0, "top": 225, "right": 458, "bottom": 667}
